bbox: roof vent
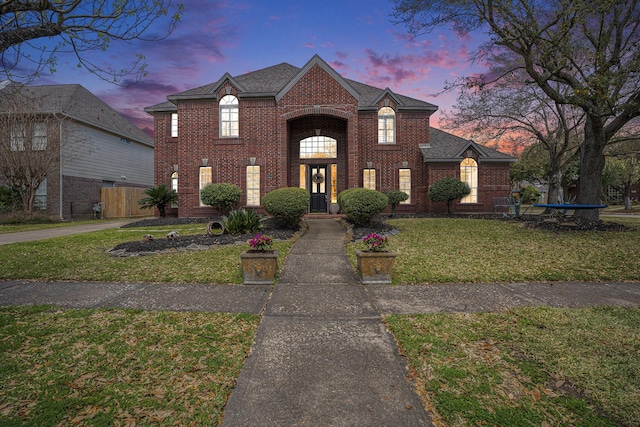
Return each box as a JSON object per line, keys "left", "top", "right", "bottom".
{"left": 420, "top": 143, "right": 431, "bottom": 149}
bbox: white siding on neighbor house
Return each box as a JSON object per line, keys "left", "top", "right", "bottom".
{"left": 61, "top": 122, "right": 154, "bottom": 186}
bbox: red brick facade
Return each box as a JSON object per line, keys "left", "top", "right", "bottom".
{"left": 147, "top": 56, "right": 514, "bottom": 217}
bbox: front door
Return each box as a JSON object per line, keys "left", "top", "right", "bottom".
{"left": 309, "top": 165, "right": 328, "bottom": 212}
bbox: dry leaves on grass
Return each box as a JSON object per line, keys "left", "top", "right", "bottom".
{"left": 0, "top": 307, "right": 260, "bottom": 426}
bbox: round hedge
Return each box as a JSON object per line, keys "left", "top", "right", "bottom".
{"left": 338, "top": 188, "right": 388, "bottom": 226}
{"left": 200, "top": 183, "right": 242, "bottom": 215}
{"left": 262, "top": 187, "right": 310, "bottom": 228}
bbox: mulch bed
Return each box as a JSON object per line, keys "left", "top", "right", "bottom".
{"left": 112, "top": 214, "right": 633, "bottom": 255}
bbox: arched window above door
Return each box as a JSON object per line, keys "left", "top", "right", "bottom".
{"left": 300, "top": 135, "right": 337, "bottom": 159}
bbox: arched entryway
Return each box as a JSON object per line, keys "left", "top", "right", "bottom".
{"left": 287, "top": 115, "right": 348, "bottom": 213}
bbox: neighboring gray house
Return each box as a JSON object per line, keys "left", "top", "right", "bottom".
{"left": 0, "top": 81, "right": 154, "bottom": 219}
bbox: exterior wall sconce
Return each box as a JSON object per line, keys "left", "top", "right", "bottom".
{"left": 367, "top": 161, "right": 373, "bottom": 169}
{"left": 249, "top": 157, "right": 256, "bottom": 166}
{"left": 402, "top": 161, "right": 408, "bottom": 168}
{"left": 173, "top": 164, "right": 178, "bottom": 172}
{"left": 315, "top": 128, "right": 321, "bottom": 136}
{"left": 202, "top": 158, "right": 208, "bottom": 167}
{"left": 466, "top": 150, "right": 473, "bottom": 158}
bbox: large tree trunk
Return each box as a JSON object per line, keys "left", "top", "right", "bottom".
{"left": 545, "top": 158, "right": 562, "bottom": 213}
{"left": 574, "top": 116, "right": 607, "bottom": 221}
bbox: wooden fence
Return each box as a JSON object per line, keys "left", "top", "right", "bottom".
{"left": 100, "top": 187, "right": 150, "bottom": 219}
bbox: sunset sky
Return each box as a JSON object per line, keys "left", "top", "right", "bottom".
{"left": 3, "top": 0, "right": 489, "bottom": 137}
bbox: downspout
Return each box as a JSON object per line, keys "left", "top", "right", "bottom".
{"left": 59, "top": 120, "right": 64, "bottom": 220}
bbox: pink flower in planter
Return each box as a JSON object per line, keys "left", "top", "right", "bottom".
{"left": 249, "top": 233, "right": 273, "bottom": 251}
{"left": 362, "top": 233, "right": 388, "bottom": 252}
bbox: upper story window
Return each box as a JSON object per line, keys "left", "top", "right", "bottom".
{"left": 460, "top": 158, "right": 478, "bottom": 203}
{"left": 31, "top": 122, "right": 47, "bottom": 150}
{"left": 220, "top": 95, "right": 239, "bottom": 137}
{"left": 10, "top": 123, "right": 25, "bottom": 151}
{"left": 171, "top": 113, "right": 178, "bottom": 137}
{"left": 378, "top": 107, "right": 395, "bottom": 144}
{"left": 300, "top": 136, "right": 337, "bottom": 159}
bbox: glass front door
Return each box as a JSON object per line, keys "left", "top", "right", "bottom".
{"left": 309, "top": 165, "right": 328, "bottom": 212}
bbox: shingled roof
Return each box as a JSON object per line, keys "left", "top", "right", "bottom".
{"left": 422, "top": 128, "right": 516, "bottom": 163}
{"left": 0, "top": 81, "right": 153, "bottom": 147}
{"left": 146, "top": 55, "right": 438, "bottom": 113}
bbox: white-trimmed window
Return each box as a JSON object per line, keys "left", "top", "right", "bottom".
{"left": 300, "top": 136, "right": 337, "bottom": 159}
{"left": 220, "top": 95, "right": 239, "bottom": 137}
{"left": 460, "top": 158, "right": 478, "bottom": 203}
{"left": 299, "top": 164, "right": 307, "bottom": 190}
{"left": 247, "top": 165, "right": 260, "bottom": 206}
{"left": 363, "top": 169, "right": 376, "bottom": 189}
{"left": 34, "top": 178, "right": 47, "bottom": 209}
{"left": 171, "top": 172, "right": 178, "bottom": 207}
{"left": 10, "top": 123, "right": 25, "bottom": 151}
{"left": 378, "top": 107, "right": 395, "bottom": 144}
{"left": 171, "top": 113, "right": 178, "bottom": 137}
{"left": 330, "top": 164, "right": 338, "bottom": 203}
{"left": 399, "top": 169, "right": 411, "bottom": 204}
{"left": 199, "top": 167, "right": 212, "bottom": 206}
{"left": 31, "top": 122, "right": 47, "bottom": 150}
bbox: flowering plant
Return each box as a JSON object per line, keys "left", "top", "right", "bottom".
{"left": 362, "top": 233, "right": 388, "bottom": 252}
{"left": 249, "top": 233, "right": 273, "bottom": 251}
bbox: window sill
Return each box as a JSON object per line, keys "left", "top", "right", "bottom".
{"left": 212, "top": 138, "right": 243, "bottom": 145}
{"left": 374, "top": 144, "right": 401, "bottom": 151}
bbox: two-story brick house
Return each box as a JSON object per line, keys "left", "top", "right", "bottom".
{"left": 145, "top": 55, "right": 515, "bottom": 217}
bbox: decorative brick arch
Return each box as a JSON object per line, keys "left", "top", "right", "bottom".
{"left": 281, "top": 106, "right": 354, "bottom": 121}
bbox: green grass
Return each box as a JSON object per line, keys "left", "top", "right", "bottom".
{"left": 0, "top": 223, "right": 292, "bottom": 283}
{"left": 387, "top": 306, "right": 640, "bottom": 427}
{"left": 347, "top": 217, "right": 640, "bottom": 283}
{"left": 0, "top": 306, "right": 260, "bottom": 426}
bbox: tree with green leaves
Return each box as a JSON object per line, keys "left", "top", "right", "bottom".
{"left": 386, "top": 190, "right": 409, "bottom": 216}
{"left": 428, "top": 177, "right": 470, "bottom": 215}
{"left": 1, "top": 0, "right": 183, "bottom": 84}
{"left": 605, "top": 140, "right": 640, "bottom": 209}
{"left": 393, "top": 0, "right": 640, "bottom": 221}
{"left": 138, "top": 184, "right": 177, "bottom": 218}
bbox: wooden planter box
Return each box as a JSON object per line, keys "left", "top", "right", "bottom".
{"left": 240, "top": 250, "right": 278, "bottom": 285}
{"left": 355, "top": 250, "right": 396, "bottom": 285}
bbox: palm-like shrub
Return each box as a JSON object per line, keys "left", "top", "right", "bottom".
{"left": 339, "top": 188, "right": 388, "bottom": 226}
{"left": 200, "top": 183, "right": 242, "bottom": 215}
{"left": 262, "top": 187, "right": 310, "bottom": 229}
{"left": 428, "top": 177, "right": 470, "bottom": 215}
{"left": 138, "top": 184, "right": 178, "bottom": 218}
{"left": 221, "top": 208, "right": 263, "bottom": 235}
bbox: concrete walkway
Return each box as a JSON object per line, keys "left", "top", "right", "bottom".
{"left": 221, "top": 219, "right": 431, "bottom": 426}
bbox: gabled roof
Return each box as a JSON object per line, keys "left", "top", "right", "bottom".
{"left": 421, "top": 128, "right": 516, "bottom": 163}
{"left": 147, "top": 55, "right": 438, "bottom": 113}
{"left": 275, "top": 54, "right": 360, "bottom": 102}
{"left": 0, "top": 81, "right": 153, "bottom": 147}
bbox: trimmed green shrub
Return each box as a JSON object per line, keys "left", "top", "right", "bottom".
{"left": 200, "top": 183, "right": 242, "bottom": 215}
{"left": 221, "top": 208, "right": 263, "bottom": 235}
{"left": 386, "top": 190, "right": 409, "bottom": 216}
{"left": 339, "top": 188, "right": 388, "bottom": 226}
{"left": 428, "top": 177, "right": 470, "bottom": 215}
{"left": 262, "top": 187, "right": 310, "bottom": 228}
{"left": 521, "top": 185, "right": 541, "bottom": 204}
{"left": 0, "top": 185, "right": 22, "bottom": 213}
{"left": 337, "top": 187, "right": 359, "bottom": 211}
